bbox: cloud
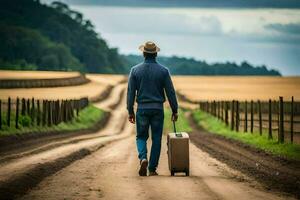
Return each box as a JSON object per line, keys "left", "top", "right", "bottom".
{"left": 81, "top": 7, "right": 224, "bottom": 36}
{"left": 264, "top": 23, "right": 300, "bottom": 35}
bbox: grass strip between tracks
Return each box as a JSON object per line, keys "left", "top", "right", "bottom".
{"left": 192, "top": 110, "right": 300, "bottom": 161}
{"left": 0, "top": 105, "right": 105, "bottom": 136}
{"left": 164, "top": 108, "right": 192, "bottom": 133}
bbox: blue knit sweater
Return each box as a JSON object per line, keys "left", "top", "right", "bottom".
{"left": 127, "top": 58, "right": 178, "bottom": 115}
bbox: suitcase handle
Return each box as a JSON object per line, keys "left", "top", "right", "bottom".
{"left": 173, "top": 121, "right": 182, "bottom": 137}
{"left": 173, "top": 120, "right": 177, "bottom": 133}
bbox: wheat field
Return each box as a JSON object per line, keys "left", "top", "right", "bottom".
{"left": 0, "top": 70, "right": 81, "bottom": 80}
{"left": 173, "top": 76, "right": 300, "bottom": 102}
{"left": 0, "top": 71, "right": 125, "bottom": 100}
{"left": 1, "top": 71, "right": 300, "bottom": 102}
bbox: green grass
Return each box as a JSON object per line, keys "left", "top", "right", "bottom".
{"left": 164, "top": 108, "right": 192, "bottom": 133}
{"left": 192, "top": 110, "right": 300, "bottom": 161}
{"left": 0, "top": 105, "right": 105, "bottom": 136}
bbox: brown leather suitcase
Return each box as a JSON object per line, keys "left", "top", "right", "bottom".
{"left": 167, "top": 121, "right": 190, "bottom": 176}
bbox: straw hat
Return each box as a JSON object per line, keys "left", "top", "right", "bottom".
{"left": 139, "top": 41, "right": 160, "bottom": 53}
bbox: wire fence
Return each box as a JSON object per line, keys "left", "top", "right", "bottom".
{"left": 199, "top": 96, "right": 299, "bottom": 144}
{"left": 0, "top": 97, "right": 89, "bottom": 130}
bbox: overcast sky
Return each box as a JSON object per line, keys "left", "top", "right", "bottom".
{"left": 44, "top": 0, "right": 300, "bottom": 8}
{"left": 42, "top": 0, "right": 300, "bottom": 75}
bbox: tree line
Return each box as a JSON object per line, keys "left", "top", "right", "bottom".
{"left": 0, "top": 0, "right": 127, "bottom": 73}
{"left": 124, "top": 55, "right": 281, "bottom": 76}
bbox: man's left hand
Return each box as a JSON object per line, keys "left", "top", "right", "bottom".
{"left": 171, "top": 113, "right": 178, "bottom": 122}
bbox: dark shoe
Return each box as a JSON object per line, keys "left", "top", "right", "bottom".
{"left": 148, "top": 171, "right": 158, "bottom": 176}
{"left": 139, "top": 159, "right": 148, "bottom": 176}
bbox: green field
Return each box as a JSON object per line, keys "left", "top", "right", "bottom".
{"left": 163, "top": 108, "right": 192, "bottom": 133}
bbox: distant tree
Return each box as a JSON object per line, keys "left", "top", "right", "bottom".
{"left": 39, "top": 54, "right": 59, "bottom": 70}
{"left": 124, "top": 54, "right": 281, "bottom": 76}
{"left": 83, "top": 20, "right": 94, "bottom": 30}
{"left": 51, "top": 1, "right": 70, "bottom": 14}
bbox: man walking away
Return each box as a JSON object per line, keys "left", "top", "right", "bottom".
{"left": 127, "top": 41, "right": 178, "bottom": 176}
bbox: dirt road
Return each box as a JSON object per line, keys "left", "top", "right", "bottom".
{"left": 20, "top": 135, "right": 293, "bottom": 200}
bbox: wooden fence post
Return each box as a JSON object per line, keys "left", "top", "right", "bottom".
{"left": 31, "top": 98, "right": 35, "bottom": 125}
{"left": 278, "top": 97, "right": 284, "bottom": 143}
{"left": 7, "top": 97, "right": 11, "bottom": 127}
{"left": 207, "top": 100, "right": 210, "bottom": 113}
{"left": 244, "top": 101, "right": 248, "bottom": 132}
{"left": 68, "top": 100, "right": 71, "bottom": 121}
{"left": 290, "top": 96, "right": 294, "bottom": 143}
{"left": 61, "top": 100, "right": 65, "bottom": 122}
{"left": 52, "top": 101, "right": 56, "bottom": 125}
{"left": 55, "top": 100, "right": 57, "bottom": 124}
{"left": 208, "top": 101, "right": 210, "bottom": 113}
{"left": 213, "top": 100, "right": 216, "bottom": 116}
{"left": 221, "top": 101, "right": 224, "bottom": 121}
{"left": 56, "top": 100, "right": 60, "bottom": 125}
{"left": 21, "top": 98, "right": 26, "bottom": 115}
{"left": 268, "top": 99, "right": 273, "bottom": 139}
{"left": 56, "top": 100, "right": 59, "bottom": 124}
{"left": 42, "top": 100, "right": 46, "bottom": 126}
{"left": 231, "top": 100, "right": 235, "bottom": 131}
{"left": 66, "top": 100, "right": 69, "bottom": 121}
{"left": 217, "top": 101, "right": 220, "bottom": 119}
{"left": 51, "top": 100, "right": 54, "bottom": 125}
{"left": 27, "top": 99, "right": 30, "bottom": 116}
{"left": 51, "top": 101, "right": 55, "bottom": 125}
{"left": 59, "top": 100, "right": 62, "bottom": 123}
{"left": 76, "top": 100, "right": 79, "bottom": 116}
{"left": 225, "top": 101, "right": 229, "bottom": 125}
{"left": 250, "top": 100, "right": 254, "bottom": 133}
{"left": 57, "top": 100, "right": 60, "bottom": 124}
{"left": 37, "top": 100, "right": 40, "bottom": 126}
{"left": 66, "top": 100, "right": 69, "bottom": 122}
{"left": 48, "top": 101, "right": 52, "bottom": 126}
{"left": 0, "top": 100, "right": 2, "bottom": 129}
{"left": 207, "top": 101, "right": 210, "bottom": 114}
{"left": 235, "top": 101, "right": 239, "bottom": 132}
{"left": 53, "top": 100, "right": 56, "bottom": 124}
{"left": 70, "top": 100, "right": 73, "bottom": 120}
{"left": 69, "top": 100, "right": 73, "bottom": 121}
{"left": 258, "top": 100, "right": 262, "bottom": 135}
{"left": 216, "top": 101, "right": 218, "bottom": 118}
{"left": 16, "top": 98, "right": 19, "bottom": 129}
{"left": 64, "top": 100, "right": 69, "bottom": 122}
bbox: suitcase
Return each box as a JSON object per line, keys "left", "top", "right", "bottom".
{"left": 167, "top": 121, "right": 190, "bottom": 176}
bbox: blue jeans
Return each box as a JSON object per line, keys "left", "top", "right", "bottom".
{"left": 136, "top": 109, "right": 164, "bottom": 172}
